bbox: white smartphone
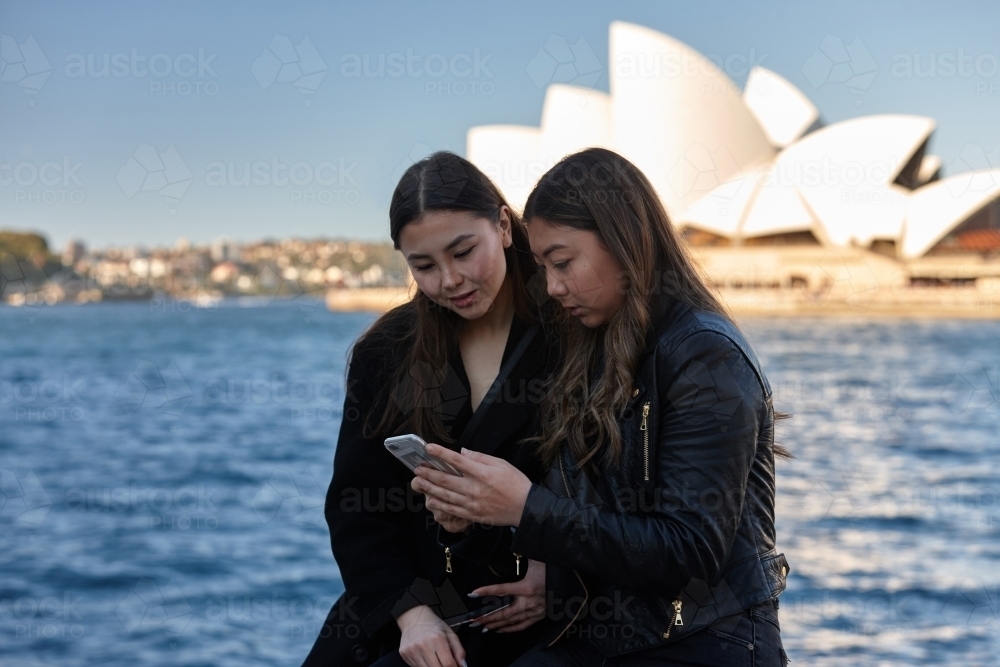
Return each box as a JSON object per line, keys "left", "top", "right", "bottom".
{"left": 384, "top": 434, "right": 464, "bottom": 477}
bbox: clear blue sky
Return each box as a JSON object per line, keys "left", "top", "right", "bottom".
{"left": 2, "top": 0, "right": 999, "bottom": 249}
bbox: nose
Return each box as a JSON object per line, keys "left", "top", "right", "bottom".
{"left": 440, "top": 262, "right": 463, "bottom": 291}
{"left": 546, "top": 271, "right": 567, "bottom": 298}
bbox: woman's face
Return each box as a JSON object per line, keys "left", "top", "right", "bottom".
{"left": 527, "top": 218, "right": 625, "bottom": 328}
{"left": 398, "top": 207, "right": 512, "bottom": 320}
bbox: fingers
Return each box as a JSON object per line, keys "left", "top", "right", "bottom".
{"left": 413, "top": 465, "right": 470, "bottom": 495}
{"left": 404, "top": 634, "right": 461, "bottom": 667}
{"left": 414, "top": 478, "right": 468, "bottom": 508}
{"left": 423, "top": 444, "right": 483, "bottom": 476}
{"left": 459, "top": 447, "right": 504, "bottom": 466}
{"left": 444, "top": 627, "right": 466, "bottom": 667}
{"left": 424, "top": 497, "right": 475, "bottom": 522}
{"left": 488, "top": 596, "right": 546, "bottom": 630}
{"left": 476, "top": 598, "right": 527, "bottom": 628}
{"left": 480, "top": 596, "right": 546, "bottom": 631}
{"left": 469, "top": 581, "right": 523, "bottom": 598}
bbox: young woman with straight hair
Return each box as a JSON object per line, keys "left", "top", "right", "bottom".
{"left": 302, "top": 151, "right": 556, "bottom": 667}
{"left": 412, "top": 148, "right": 791, "bottom": 666}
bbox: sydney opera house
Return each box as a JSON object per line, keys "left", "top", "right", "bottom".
{"left": 466, "top": 22, "right": 1000, "bottom": 315}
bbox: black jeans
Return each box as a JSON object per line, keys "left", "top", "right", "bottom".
{"left": 509, "top": 600, "right": 787, "bottom": 667}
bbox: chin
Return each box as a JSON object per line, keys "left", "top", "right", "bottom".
{"left": 578, "top": 312, "right": 606, "bottom": 328}
{"left": 448, "top": 299, "right": 490, "bottom": 320}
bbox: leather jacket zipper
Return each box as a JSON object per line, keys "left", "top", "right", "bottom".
{"left": 662, "top": 599, "right": 683, "bottom": 639}
{"left": 444, "top": 547, "right": 452, "bottom": 573}
{"left": 513, "top": 553, "right": 522, "bottom": 576}
{"left": 546, "top": 453, "right": 589, "bottom": 648}
{"left": 641, "top": 401, "right": 651, "bottom": 481}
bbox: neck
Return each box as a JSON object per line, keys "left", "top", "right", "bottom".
{"left": 464, "top": 278, "right": 515, "bottom": 337}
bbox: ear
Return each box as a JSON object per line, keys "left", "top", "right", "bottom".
{"left": 498, "top": 206, "right": 513, "bottom": 248}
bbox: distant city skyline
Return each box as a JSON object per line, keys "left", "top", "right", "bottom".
{"left": 3, "top": 0, "right": 1000, "bottom": 249}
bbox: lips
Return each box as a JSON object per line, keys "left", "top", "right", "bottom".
{"left": 449, "top": 289, "right": 477, "bottom": 308}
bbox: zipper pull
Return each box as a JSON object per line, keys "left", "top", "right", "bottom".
{"left": 514, "top": 553, "right": 522, "bottom": 576}
{"left": 641, "top": 402, "right": 650, "bottom": 430}
{"left": 444, "top": 547, "right": 453, "bottom": 574}
{"left": 662, "top": 598, "right": 683, "bottom": 639}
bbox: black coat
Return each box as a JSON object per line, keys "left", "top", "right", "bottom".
{"left": 302, "top": 303, "right": 557, "bottom": 666}
{"left": 509, "top": 297, "right": 790, "bottom": 657}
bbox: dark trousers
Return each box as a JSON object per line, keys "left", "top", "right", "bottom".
{"left": 509, "top": 601, "right": 788, "bottom": 667}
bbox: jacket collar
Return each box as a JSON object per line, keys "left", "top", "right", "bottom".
{"left": 641, "top": 295, "right": 689, "bottom": 358}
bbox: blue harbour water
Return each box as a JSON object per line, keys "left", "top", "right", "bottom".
{"left": 1, "top": 301, "right": 998, "bottom": 666}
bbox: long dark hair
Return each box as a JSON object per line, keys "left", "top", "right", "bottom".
{"left": 357, "top": 151, "right": 540, "bottom": 443}
{"left": 524, "top": 148, "right": 790, "bottom": 467}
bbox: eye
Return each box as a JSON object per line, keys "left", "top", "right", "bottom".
{"left": 454, "top": 246, "right": 474, "bottom": 259}
{"left": 553, "top": 260, "right": 569, "bottom": 270}
{"left": 413, "top": 264, "right": 434, "bottom": 272}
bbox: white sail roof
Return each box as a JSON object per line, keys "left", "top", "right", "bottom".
{"left": 901, "top": 170, "right": 1000, "bottom": 259}
{"left": 539, "top": 84, "right": 612, "bottom": 163}
{"left": 465, "top": 22, "right": 1000, "bottom": 260}
{"left": 769, "top": 114, "right": 933, "bottom": 246}
{"left": 916, "top": 155, "right": 942, "bottom": 185}
{"left": 676, "top": 167, "right": 764, "bottom": 238}
{"left": 740, "top": 175, "right": 820, "bottom": 240}
{"left": 466, "top": 125, "right": 542, "bottom": 212}
{"left": 609, "top": 21, "right": 775, "bottom": 218}
{"left": 743, "top": 66, "right": 820, "bottom": 149}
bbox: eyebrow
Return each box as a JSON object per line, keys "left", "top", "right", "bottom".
{"left": 406, "top": 234, "right": 475, "bottom": 261}
{"left": 536, "top": 243, "right": 567, "bottom": 259}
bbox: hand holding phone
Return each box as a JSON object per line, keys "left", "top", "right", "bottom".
{"left": 384, "top": 434, "right": 464, "bottom": 477}
{"left": 443, "top": 595, "right": 514, "bottom": 627}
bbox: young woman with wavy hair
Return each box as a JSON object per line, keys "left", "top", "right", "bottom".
{"left": 413, "top": 148, "right": 791, "bottom": 666}
{"left": 302, "top": 151, "right": 557, "bottom": 667}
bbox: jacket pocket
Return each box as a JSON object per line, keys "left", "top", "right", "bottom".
{"left": 761, "top": 551, "right": 790, "bottom": 597}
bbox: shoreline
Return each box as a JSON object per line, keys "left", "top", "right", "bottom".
{"left": 5, "top": 286, "right": 998, "bottom": 319}
{"left": 323, "top": 286, "right": 1000, "bottom": 319}
{"left": 324, "top": 286, "right": 1000, "bottom": 319}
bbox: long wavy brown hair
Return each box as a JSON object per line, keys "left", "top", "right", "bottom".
{"left": 357, "top": 151, "right": 541, "bottom": 444}
{"left": 524, "top": 148, "right": 790, "bottom": 469}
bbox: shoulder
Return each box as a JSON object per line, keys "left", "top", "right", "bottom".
{"left": 655, "top": 308, "right": 769, "bottom": 397}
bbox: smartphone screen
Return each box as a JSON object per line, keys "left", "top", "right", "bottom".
{"left": 384, "top": 434, "right": 463, "bottom": 477}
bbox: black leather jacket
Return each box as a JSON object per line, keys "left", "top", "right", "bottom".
{"left": 509, "top": 297, "right": 790, "bottom": 657}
